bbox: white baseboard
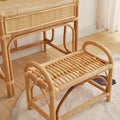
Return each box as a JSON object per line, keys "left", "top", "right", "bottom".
{"left": 0, "top": 24, "right": 102, "bottom": 64}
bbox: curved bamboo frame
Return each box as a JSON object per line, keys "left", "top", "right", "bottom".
{"left": 82, "top": 40, "right": 114, "bottom": 64}
{"left": 44, "top": 24, "right": 75, "bottom": 54}
{"left": 82, "top": 40, "right": 113, "bottom": 102}
{"left": 24, "top": 40, "right": 113, "bottom": 120}
{"left": 43, "top": 29, "right": 55, "bottom": 52}
{"left": 63, "top": 24, "right": 75, "bottom": 53}
{"left": 24, "top": 61, "right": 54, "bottom": 91}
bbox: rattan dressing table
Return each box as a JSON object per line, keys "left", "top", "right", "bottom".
{"left": 0, "top": 0, "right": 79, "bottom": 97}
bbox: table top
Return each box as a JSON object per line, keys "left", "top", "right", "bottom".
{"left": 0, "top": 0, "right": 73, "bottom": 17}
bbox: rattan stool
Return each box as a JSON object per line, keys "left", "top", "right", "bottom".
{"left": 24, "top": 40, "right": 113, "bottom": 120}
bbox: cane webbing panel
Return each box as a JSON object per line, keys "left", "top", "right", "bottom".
{"left": 29, "top": 51, "right": 110, "bottom": 92}
{"left": 5, "top": 4, "right": 75, "bottom": 34}
{"left": 0, "top": 0, "right": 75, "bottom": 34}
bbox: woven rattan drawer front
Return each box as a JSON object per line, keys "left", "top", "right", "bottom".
{"left": 5, "top": 4, "right": 76, "bottom": 34}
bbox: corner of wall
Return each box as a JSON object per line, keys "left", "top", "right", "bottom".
{"left": 78, "top": 24, "right": 100, "bottom": 38}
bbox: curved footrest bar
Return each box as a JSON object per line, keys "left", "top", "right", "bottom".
{"left": 56, "top": 86, "right": 76, "bottom": 120}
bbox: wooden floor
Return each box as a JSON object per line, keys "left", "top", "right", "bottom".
{"left": 0, "top": 31, "right": 120, "bottom": 120}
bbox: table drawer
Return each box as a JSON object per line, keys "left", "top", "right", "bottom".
{"left": 5, "top": 4, "right": 76, "bottom": 34}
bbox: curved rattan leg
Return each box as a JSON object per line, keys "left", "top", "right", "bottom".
{"left": 43, "top": 29, "right": 55, "bottom": 52}
{"left": 48, "top": 29, "right": 55, "bottom": 43}
{"left": 95, "top": 75, "right": 108, "bottom": 87}
{"left": 63, "top": 24, "right": 75, "bottom": 53}
{"left": 63, "top": 26, "right": 71, "bottom": 53}
{"left": 45, "top": 24, "right": 75, "bottom": 54}
{"left": 106, "top": 69, "right": 113, "bottom": 102}
{"left": 56, "top": 86, "right": 76, "bottom": 120}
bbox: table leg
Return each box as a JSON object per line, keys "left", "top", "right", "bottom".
{"left": 74, "top": 0, "right": 79, "bottom": 51}
{"left": 1, "top": 39, "right": 15, "bottom": 97}
{"left": 0, "top": 14, "right": 15, "bottom": 97}
{"left": 74, "top": 21, "right": 78, "bottom": 51}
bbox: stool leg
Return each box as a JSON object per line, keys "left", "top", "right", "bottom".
{"left": 106, "top": 69, "right": 113, "bottom": 102}
{"left": 25, "top": 76, "right": 32, "bottom": 110}
{"left": 49, "top": 95, "right": 56, "bottom": 120}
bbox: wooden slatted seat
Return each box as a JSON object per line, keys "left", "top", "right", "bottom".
{"left": 24, "top": 41, "right": 113, "bottom": 120}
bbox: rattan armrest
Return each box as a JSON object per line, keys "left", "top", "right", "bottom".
{"left": 82, "top": 40, "right": 113, "bottom": 64}
{"left": 24, "top": 61, "right": 54, "bottom": 91}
